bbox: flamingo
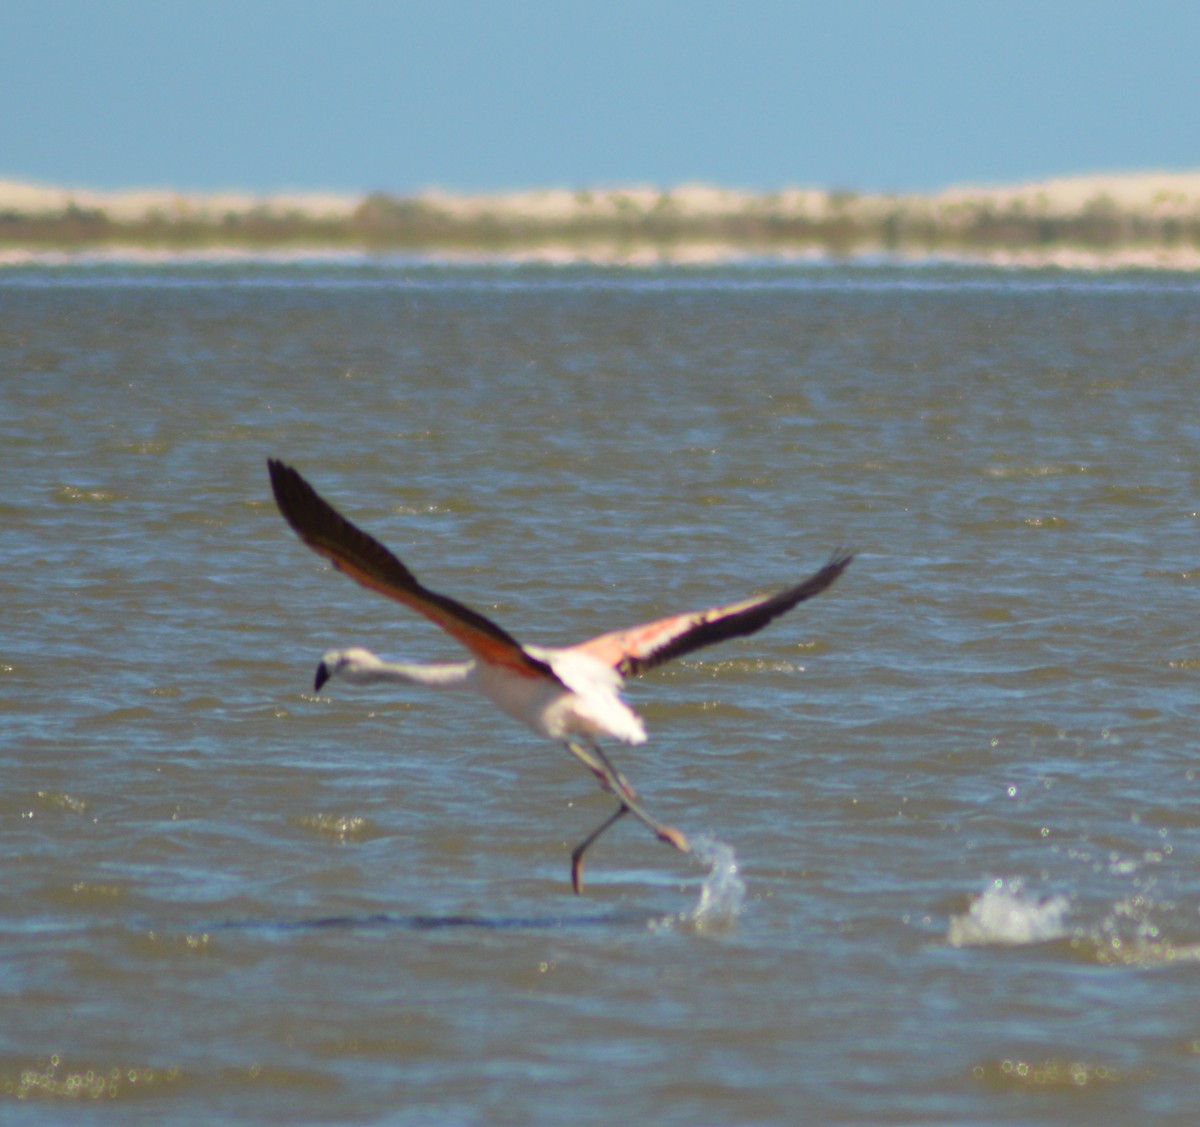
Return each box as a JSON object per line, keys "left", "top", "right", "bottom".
{"left": 268, "top": 459, "right": 852, "bottom": 893}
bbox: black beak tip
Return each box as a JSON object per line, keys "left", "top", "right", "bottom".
{"left": 314, "top": 663, "right": 330, "bottom": 693}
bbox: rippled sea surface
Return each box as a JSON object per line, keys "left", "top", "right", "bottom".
{"left": 3, "top": 260, "right": 1200, "bottom": 1123}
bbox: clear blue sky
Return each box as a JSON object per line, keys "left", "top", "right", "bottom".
{"left": 5, "top": 0, "right": 1198, "bottom": 195}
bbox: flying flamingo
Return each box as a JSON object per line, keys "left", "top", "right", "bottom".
{"left": 268, "top": 459, "right": 852, "bottom": 893}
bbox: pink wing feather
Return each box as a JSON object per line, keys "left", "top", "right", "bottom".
{"left": 576, "top": 552, "right": 853, "bottom": 677}
{"left": 269, "top": 460, "right": 558, "bottom": 681}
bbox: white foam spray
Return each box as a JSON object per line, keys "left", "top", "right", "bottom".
{"left": 947, "top": 877, "right": 1069, "bottom": 947}
{"left": 652, "top": 834, "right": 746, "bottom": 934}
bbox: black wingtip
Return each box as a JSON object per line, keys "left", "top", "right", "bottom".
{"left": 314, "top": 661, "right": 330, "bottom": 692}
{"left": 267, "top": 458, "right": 336, "bottom": 550}
{"left": 267, "top": 458, "right": 290, "bottom": 510}
{"left": 828, "top": 547, "right": 855, "bottom": 578}
{"left": 267, "top": 457, "right": 298, "bottom": 505}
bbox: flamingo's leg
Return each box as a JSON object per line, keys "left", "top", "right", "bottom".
{"left": 562, "top": 739, "right": 690, "bottom": 893}
{"left": 571, "top": 805, "right": 629, "bottom": 894}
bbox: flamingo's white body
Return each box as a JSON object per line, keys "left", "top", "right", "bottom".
{"left": 269, "top": 459, "right": 851, "bottom": 892}
{"left": 317, "top": 644, "right": 647, "bottom": 745}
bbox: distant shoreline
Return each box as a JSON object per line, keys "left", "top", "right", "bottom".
{"left": 3, "top": 171, "right": 1200, "bottom": 269}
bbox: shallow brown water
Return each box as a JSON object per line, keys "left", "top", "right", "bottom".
{"left": 3, "top": 261, "right": 1200, "bottom": 1123}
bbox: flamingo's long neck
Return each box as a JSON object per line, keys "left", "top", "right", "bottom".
{"left": 319, "top": 648, "right": 474, "bottom": 690}
{"left": 361, "top": 662, "right": 474, "bottom": 688}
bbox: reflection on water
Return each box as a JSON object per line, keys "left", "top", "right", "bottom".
{"left": 4, "top": 260, "right": 1200, "bottom": 1122}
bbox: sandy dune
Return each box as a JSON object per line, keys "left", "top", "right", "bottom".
{"left": 3, "top": 170, "right": 1199, "bottom": 224}
{"left": 2, "top": 171, "right": 1199, "bottom": 267}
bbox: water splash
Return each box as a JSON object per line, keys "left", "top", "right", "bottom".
{"left": 651, "top": 834, "right": 745, "bottom": 934}
{"left": 947, "top": 878, "right": 1068, "bottom": 947}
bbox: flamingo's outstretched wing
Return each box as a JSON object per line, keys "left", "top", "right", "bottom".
{"left": 268, "top": 460, "right": 557, "bottom": 681}
{"left": 576, "top": 551, "right": 853, "bottom": 677}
